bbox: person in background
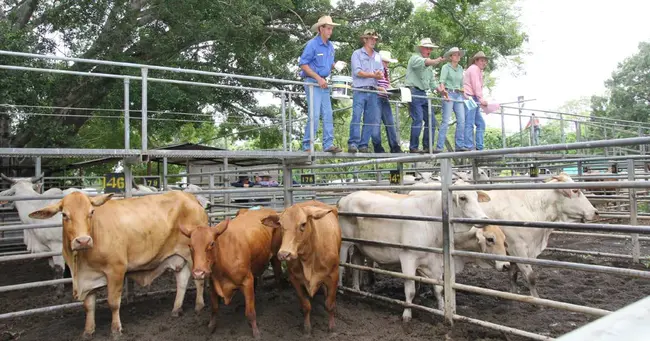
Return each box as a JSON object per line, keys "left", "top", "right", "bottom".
{"left": 405, "top": 38, "right": 447, "bottom": 153}
{"left": 525, "top": 113, "right": 541, "bottom": 146}
{"left": 438, "top": 47, "right": 467, "bottom": 152}
{"left": 377, "top": 50, "right": 403, "bottom": 153}
{"left": 231, "top": 175, "right": 253, "bottom": 188}
{"left": 463, "top": 51, "right": 489, "bottom": 151}
{"left": 255, "top": 173, "right": 279, "bottom": 187}
{"left": 348, "top": 29, "right": 384, "bottom": 153}
{"left": 298, "top": 15, "right": 346, "bottom": 153}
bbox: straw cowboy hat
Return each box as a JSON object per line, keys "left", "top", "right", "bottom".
{"left": 379, "top": 50, "right": 397, "bottom": 63}
{"left": 379, "top": 50, "right": 398, "bottom": 63}
{"left": 311, "top": 15, "right": 340, "bottom": 33}
{"left": 443, "top": 47, "right": 465, "bottom": 59}
{"left": 418, "top": 38, "right": 438, "bottom": 48}
{"left": 360, "top": 29, "right": 380, "bottom": 40}
{"left": 470, "top": 51, "right": 488, "bottom": 64}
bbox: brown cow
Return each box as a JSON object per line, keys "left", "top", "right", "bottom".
{"left": 28, "top": 191, "right": 208, "bottom": 338}
{"left": 180, "top": 207, "right": 283, "bottom": 338}
{"left": 261, "top": 200, "right": 341, "bottom": 334}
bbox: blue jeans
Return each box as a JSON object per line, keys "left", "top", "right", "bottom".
{"left": 379, "top": 97, "right": 401, "bottom": 152}
{"left": 409, "top": 88, "right": 436, "bottom": 151}
{"left": 349, "top": 90, "right": 382, "bottom": 150}
{"left": 440, "top": 91, "right": 465, "bottom": 150}
{"left": 302, "top": 79, "right": 335, "bottom": 151}
{"left": 464, "top": 95, "right": 485, "bottom": 150}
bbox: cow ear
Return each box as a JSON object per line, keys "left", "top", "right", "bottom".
{"left": 179, "top": 225, "right": 192, "bottom": 238}
{"left": 261, "top": 214, "right": 281, "bottom": 229}
{"left": 29, "top": 201, "right": 62, "bottom": 220}
{"left": 303, "top": 206, "right": 333, "bottom": 220}
{"left": 215, "top": 218, "right": 229, "bottom": 236}
{"left": 477, "top": 191, "right": 491, "bottom": 203}
{"left": 91, "top": 193, "right": 114, "bottom": 207}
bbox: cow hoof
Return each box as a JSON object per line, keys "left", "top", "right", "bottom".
{"left": 171, "top": 309, "right": 182, "bottom": 317}
{"left": 208, "top": 321, "right": 217, "bottom": 334}
{"left": 402, "top": 321, "right": 413, "bottom": 335}
{"left": 82, "top": 331, "right": 94, "bottom": 340}
{"left": 195, "top": 303, "right": 205, "bottom": 313}
{"left": 111, "top": 330, "right": 122, "bottom": 341}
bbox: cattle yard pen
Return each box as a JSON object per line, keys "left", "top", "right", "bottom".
{"left": 1, "top": 51, "right": 649, "bottom": 340}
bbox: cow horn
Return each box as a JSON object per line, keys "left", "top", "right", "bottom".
{"left": 0, "top": 173, "right": 15, "bottom": 184}
{"left": 31, "top": 173, "right": 44, "bottom": 183}
{"left": 131, "top": 179, "right": 140, "bottom": 190}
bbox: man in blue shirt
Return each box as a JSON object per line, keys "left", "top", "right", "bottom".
{"left": 348, "top": 29, "right": 385, "bottom": 153}
{"left": 298, "top": 15, "right": 345, "bottom": 153}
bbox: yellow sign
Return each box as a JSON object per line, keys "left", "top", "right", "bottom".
{"left": 103, "top": 173, "right": 125, "bottom": 193}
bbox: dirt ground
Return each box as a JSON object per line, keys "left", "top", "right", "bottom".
{"left": 0, "top": 233, "right": 648, "bottom": 341}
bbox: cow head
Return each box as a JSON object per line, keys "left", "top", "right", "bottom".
{"left": 179, "top": 219, "right": 229, "bottom": 280}
{"left": 456, "top": 225, "right": 509, "bottom": 271}
{"left": 261, "top": 204, "right": 334, "bottom": 261}
{"left": 468, "top": 168, "right": 490, "bottom": 182}
{"left": 451, "top": 179, "right": 491, "bottom": 227}
{"left": 475, "top": 225, "right": 510, "bottom": 271}
{"left": 28, "top": 191, "right": 114, "bottom": 251}
{"left": 545, "top": 173, "right": 599, "bottom": 222}
{"left": 0, "top": 173, "right": 45, "bottom": 197}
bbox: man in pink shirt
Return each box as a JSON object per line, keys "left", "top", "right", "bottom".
{"left": 463, "top": 51, "right": 489, "bottom": 150}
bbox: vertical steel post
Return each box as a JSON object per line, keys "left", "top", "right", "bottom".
{"left": 639, "top": 127, "right": 645, "bottom": 155}
{"left": 124, "top": 79, "right": 130, "bottom": 149}
{"left": 209, "top": 174, "right": 215, "bottom": 211}
{"left": 603, "top": 128, "right": 609, "bottom": 156}
{"left": 517, "top": 96, "right": 524, "bottom": 146}
{"left": 577, "top": 161, "right": 583, "bottom": 177}
{"left": 283, "top": 163, "right": 293, "bottom": 208}
{"left": 34, "top": 157, "right": 42, "bottom": 193}
{"left": 428, "top": 98, "right": 433, "bottom": 153}
{"left": 288, "top": 93, "right": 293, "bottom": 152}
{"left": 500, "top": 106, "right": 506, "bottom": 150}
{"left": 123, "top": 161, "right": 134, "bottom": 303}
{"left": 628, "top": 159, "right": 640, "bottom": 263}
{"left": 140, "top": 67, "right": 148, "bottom": 152}
{"left": 281, "top": 91, "right": 287, "bottom": 151}
{"left": 162, "top": 157, "right": 168, "bottom": 190}
{"left": 560, "top": 113, "right": 566, "bottom": 143}
{"left": 440, "top": 158, "right": 456, "bottom": 325}
{"left": 471, "top": 159, "right": 479, "bottom": 183}
{"left": 223, "top": 158, "right": 230, "bottom": 216}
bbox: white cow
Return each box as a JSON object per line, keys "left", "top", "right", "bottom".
{"left": 182, "top": 184, "right": 211, "bottom": 209}
{"left": 478, "top": 173, "right": 599, "bottom": 297}
{"left": 452, "top": 167, "right": 490, "bottom": 182}
{"left": 0, "top": 173, "right": 82, "bottom": 296}
{"left": 337, "top": 181, "right": 504, "bottom": 322}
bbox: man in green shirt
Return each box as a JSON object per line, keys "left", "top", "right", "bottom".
{"left": 405, "top": 38, "right": 446, "bottom": 153}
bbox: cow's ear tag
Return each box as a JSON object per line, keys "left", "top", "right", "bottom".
{"left": 250, "top": 206, "right": 261, "bottom": 211}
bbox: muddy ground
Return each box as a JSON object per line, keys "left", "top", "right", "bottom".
{"left": 0, "top": 233, "right": 648, "bottom": 341}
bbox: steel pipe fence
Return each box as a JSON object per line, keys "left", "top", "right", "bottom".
{"left": 2, "top": 49, "right": 650, "bottom": 338}
{"left": 3, "top": 49, "right": 646, "bottom": 160}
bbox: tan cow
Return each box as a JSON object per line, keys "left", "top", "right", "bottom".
{"left": 28, "top": 191, "right": 208, "bottom": 338}
{"left": 261, "top": 200, "right": 341, "bottom": 335}
{"left": 180, "top": 207, "right": 283, "bottom": 338}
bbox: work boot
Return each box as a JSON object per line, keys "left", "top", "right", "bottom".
{"left": 348, "top": 146, "right": 358, "bottom": 153}
{"left": 324, "top": 146, "right": 342, "bottom": 153}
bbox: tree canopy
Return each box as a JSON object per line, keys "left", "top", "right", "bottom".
{"left": 591, "top": 41, "right": 650, "bottom": 134}
{"left": 1, "top": 0, "right": 527, "bottom": 155}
